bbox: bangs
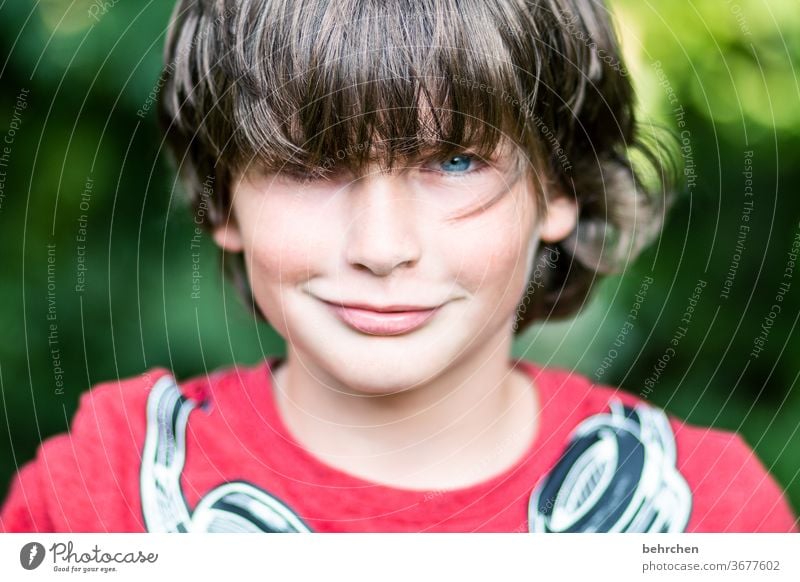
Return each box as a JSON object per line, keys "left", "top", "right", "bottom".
{"left": 180, "top": 0, "right": 541, "bottom": 177}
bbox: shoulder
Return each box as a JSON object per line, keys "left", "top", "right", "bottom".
{"left": 1, "top": 368, "right": 173, "bottom": 532}
{"left": 531, "top": 362, "right": 798, "bottom": 532}
{"left": 36, "top": 367, "right": 183, "bottom": 530}
{"left": 75, "top": 361, "right": 257, "bottom": 421}
{"left": 669, "top": 424, "right": 798, "bottom": 532}
{"left": 0, "top": 363, "right": 250, "bottom": 532}
{"left": 74, "top": 367, "right": 173, "bottom": 424}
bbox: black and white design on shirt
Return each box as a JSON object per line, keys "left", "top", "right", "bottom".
{"left": 527, "top": 399, "right": 692, "bottom": 532}
{"left": 140, "top": 375, "right": 311, "bottom": 532}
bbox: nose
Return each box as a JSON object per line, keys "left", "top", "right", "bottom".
{"left": 344, "top": 174, "right": 422, "bottom": 277}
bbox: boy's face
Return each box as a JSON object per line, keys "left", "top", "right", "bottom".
{"left": 214, "top": 144, "right": 576, "bottom": 394}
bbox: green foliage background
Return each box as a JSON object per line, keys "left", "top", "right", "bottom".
{"left": 1, "top": 0, "right": 798, "bottom": 515}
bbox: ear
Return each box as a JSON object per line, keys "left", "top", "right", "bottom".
{"left": 538, "top": 195, "right": 577, "bottom": 243}
{"left": 212, "top": 216, "right": 244, "bottom": 253}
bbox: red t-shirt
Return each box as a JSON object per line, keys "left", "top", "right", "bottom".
{"left": 1, "top": 357, "right": 797, "bottom": 533}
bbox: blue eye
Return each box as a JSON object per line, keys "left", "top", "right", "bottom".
{"left": 431, "top": 153, "right": 491, "bottom": 178}
{"left": 440, "top": 154, "right": 474, "bottom": 173}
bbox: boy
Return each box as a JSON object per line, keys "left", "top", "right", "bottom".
{"left": 1, "top": 0, "right": 797, "bottom": 532}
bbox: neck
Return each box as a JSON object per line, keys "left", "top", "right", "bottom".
{"left": 270, "top": 326, "right": 538, "bottom": 491}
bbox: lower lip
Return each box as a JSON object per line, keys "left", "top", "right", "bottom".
{"left": 324, "top": 302, "right": 441, "bottom": 335}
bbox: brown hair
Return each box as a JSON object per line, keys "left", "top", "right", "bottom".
{"left": 158, "top": 0, "right": 675, "bottom": 335}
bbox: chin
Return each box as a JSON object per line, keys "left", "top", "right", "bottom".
{"left": 316, "top": 340, "right": 459, "bottom": 395}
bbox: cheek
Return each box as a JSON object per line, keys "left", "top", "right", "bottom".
{"left": 234, "top": 192, "right": 330, "bottom": 294}
{"left": 447, "top": 189, "right": 538, "bottom": 300}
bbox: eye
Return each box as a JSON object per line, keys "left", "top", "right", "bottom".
{"left": 428, "top": 153, "right": 488, "bottom": 177}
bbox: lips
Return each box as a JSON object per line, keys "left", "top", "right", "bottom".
{"left": 320, "top": 299, "right": 442, "bottom": 335}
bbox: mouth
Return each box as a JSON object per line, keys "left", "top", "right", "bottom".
{"left": 319, "top": 299, "right": 444, "bottom": 336}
